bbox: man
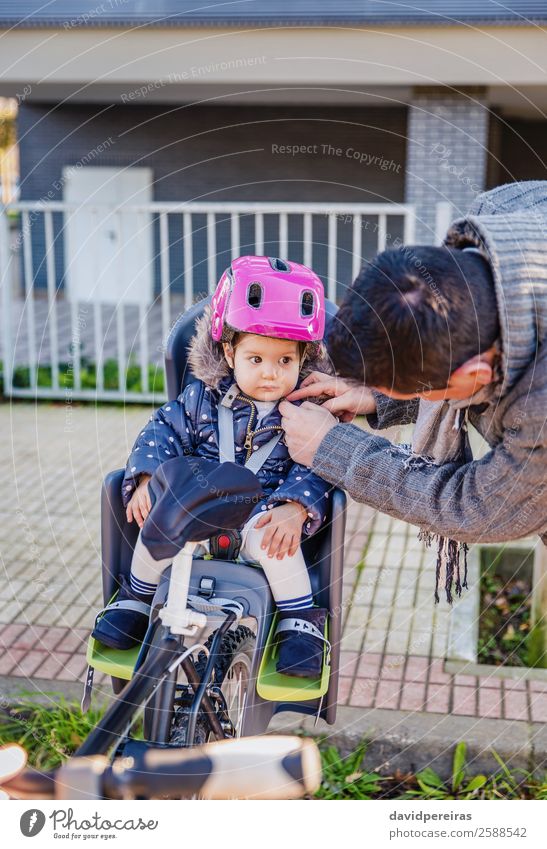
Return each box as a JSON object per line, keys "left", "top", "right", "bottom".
{"left": 280, "top": 181, "right": 547, "bottom": 601}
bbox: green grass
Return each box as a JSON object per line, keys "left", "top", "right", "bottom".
{"left": 6, "top": 357, "right": 165, "bottom": 395}
{"left": 1, "top": 697, "right": 546, "bottom": 799}
{"left": 315, "top": 739, "right": 547, "bottom": 801}
{"left": 0, "top": 694, "right": 105, "bottom": 771}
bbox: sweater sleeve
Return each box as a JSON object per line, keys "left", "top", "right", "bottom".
{"left": 311, "top": 395, "right": 547, "bottom": 544}
{"left": 266, "top": 463, "right": 331, "bottom": 536}
{"left": 366, "top": 391, "right": 420, "bottom": 430}
{"left": 121, "top": 383, "right": 201, "bottom": 508}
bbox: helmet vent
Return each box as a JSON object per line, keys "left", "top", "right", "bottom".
{"left": 269, "top": 257, "right": 290, "bottom": 272}
{"left": 300, "top": 290, "right": 315, "bottom": 317}
{"left": 247, "top": 282, "right": 263, "bottom": 309}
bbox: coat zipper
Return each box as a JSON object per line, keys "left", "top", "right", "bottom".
{"left": 236, "top": 393, "right": 283, "bottom": 462}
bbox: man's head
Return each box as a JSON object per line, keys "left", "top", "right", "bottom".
{"left": 329, "top": 245, "right": 500, "bottom": 401}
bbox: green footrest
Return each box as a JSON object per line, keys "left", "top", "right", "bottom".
{"left": 86, "top": 636, "right": 140, "bottom": 681}
{"left": 256, "top": 612, "right": 330, "bottom": 702}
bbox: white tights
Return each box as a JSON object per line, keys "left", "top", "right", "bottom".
{"left": 130, "top": 512, "right": 313, "bottom": 610}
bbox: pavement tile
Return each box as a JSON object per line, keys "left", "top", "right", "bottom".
{"left": 404, "top": 656, "right": 429, "bottom": 682}
{"left": 350, "top": 679, "right": 375, "bottom": 707}
{"left": 530, "top": 693, "right": 547, "bottom": 723}
{"left": 375, "top": 679, "right": 402, "bottom": 710}
{"left": 452, "top": 685, "right": 477, "bottom": 716}
{"left": 399, "top": 682, "right": 426, "bottom": 711}
{"left": 364, "top": 548, "right": 386, "bottom": 568}
{"left": 11, "top": 650, "right": 47, "bottom": 678}
{"left": 478, "top": 687, "right": 502, "bottom": 718}
{"left": 385, "top": 631, "right": 411, "bottom": 655}
{"left": 408, "top": 633, "right": 432, "bottom": 657}
{"left": 0, "top": 623, "right": 27, "bottom": 648}
{"left": 367, "top": 609, "right": 391, "bottom": 629}
{"left": 529, "top": 680, "right": 547, "bottom": 693}
{"left": 454, "top": 674, "right": 478, "bottom": 687}
{"left": 503, "top": 688, "right": 529, "bottom": 721}
{"left": 54, "top": 628, "right": 90, "bottom": 654}
{"left": 54, "top": 654, "right": 88, "bottom": 682}
{"left": 34, "top": 627, "right": 73, "bottom": 652}
{"left": 477, "top": 675, "right": 502, "bottom": 689}
{"left": 340, "top": 631, "right": 363, "bottom": 652}
{"left": 339, "top": 651, "right": 359, "bottom": 678}
{"left": 425, "top": 683, "right": 451, "bottom": 713}
{"left": 503, "top": 678, "right": 527, "bottom": 691}
{"left": 357, "top": 652, "right": 382, "bottom": 677}
{"left": 31, "top": 652, "right": 74, "bottom": 681}
{"left": 429, "top": 659, "right": 452, "bottom": 685}
{"left": 346, "top": 606, "right": 369, "bottom": 629}
{"left": 0, "top": 648, "right": 27, "bottom": 675}
{"left": 0, "top": 600, "right": 26, "bottom": 624}
{"left": 9, "top": 625, "right": 49, "bottom": 651}
{"left": 336, "top": 677, "right": 352, "bottom": 705}
{"left": 363, "top": 629, "right": 385, "bottom": 652}
{"left": 380, "top": 654, "right": 405, "bottom": 679}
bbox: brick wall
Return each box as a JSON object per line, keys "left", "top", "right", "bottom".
{"left": 404, "top": 87, "right": 490, "bottom": 243}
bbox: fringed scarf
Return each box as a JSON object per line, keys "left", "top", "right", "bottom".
{"left": 409, "top": 365, "right": 501, "bottom": 605}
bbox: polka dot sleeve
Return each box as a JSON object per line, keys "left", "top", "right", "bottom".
{"left": 264, "top": 462, "right": 332, "bottom": 537}
{"left": 120, "top": 382, "right": 201, "bottom": 509}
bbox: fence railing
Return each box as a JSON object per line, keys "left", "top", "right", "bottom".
{"left": 0, "top": 200, "right": 416, "bottom": 402}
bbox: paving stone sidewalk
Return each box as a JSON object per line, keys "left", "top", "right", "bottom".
{"left": 1, "top": 401, "right": 546, "bottom": 739}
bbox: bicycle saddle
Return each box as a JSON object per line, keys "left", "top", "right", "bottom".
{"left": 140, "top": 456, "right": 264, "bottom": 561}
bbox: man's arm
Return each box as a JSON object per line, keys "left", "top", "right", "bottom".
{"left": 366, "top": 391, "right": 420, "bottom": 430}
{"left": 312, "top": 396, "right": 546, "bottom": 544}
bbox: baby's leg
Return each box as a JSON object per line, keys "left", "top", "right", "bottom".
{"left": 129, "top": 531, "right": 172, "bottom": 600}
{"left": 240, "top": 514, "right": 328, "bottom": 678}
{"left": 240, "top": 514, "right": 313, "bottom": 611}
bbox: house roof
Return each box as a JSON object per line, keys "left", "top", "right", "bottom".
{"left": 1, "top": 0, "right": 546, "bottom": 28}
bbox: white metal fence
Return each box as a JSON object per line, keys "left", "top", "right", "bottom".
{"left": 0, "top": 200, "right": 416, "bottom": 402}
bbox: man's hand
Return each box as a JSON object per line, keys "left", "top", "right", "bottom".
{"left": 279, "top": 400, "right": 338, "bottom": 466}
{"left": 253, "top": 502, "right": 308, "bottom": 559}
{"left": 286, "top": 371, "right": 377, "bottom": 422}
{"left": 126, "top": 474, "right": 152, "bottom": 528}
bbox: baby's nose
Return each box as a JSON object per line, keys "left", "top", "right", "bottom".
{"left": 261, "top": 363, "right": 278, "bottom": 378}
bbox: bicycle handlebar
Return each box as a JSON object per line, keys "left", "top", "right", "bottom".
{"left": 3, "top": 736, "right": 321, "bottom": 800}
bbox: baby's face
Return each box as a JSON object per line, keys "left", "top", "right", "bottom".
{"left": 223, "top": 334, "right": 300, "bottom": 402}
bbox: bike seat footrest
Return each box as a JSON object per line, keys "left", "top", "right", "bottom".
{"left": 256, "top": 613, "right": 330, "bottom": 703}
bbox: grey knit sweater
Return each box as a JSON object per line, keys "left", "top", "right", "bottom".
{"left": 313, "top": 181, "right": 547, "bottom": 545}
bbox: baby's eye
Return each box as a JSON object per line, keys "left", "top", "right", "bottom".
{"left": 280, "top": 356, "right": 293, "bottom": 365}
{"left": 250, "top": 356, "right": 262, "bottom": 364}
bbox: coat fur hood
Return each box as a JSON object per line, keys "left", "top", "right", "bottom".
{"left": 187, "top": 305, "right": 335, "bottom": 391}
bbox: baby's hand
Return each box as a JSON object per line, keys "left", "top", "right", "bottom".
{"left": 126, "top": 474, "right": 152, "bottom": 528}
{"left": 254, "top": 502, "right": 308, "bottom": 560}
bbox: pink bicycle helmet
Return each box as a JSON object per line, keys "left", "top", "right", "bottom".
{"left": 210, "top": 255, "right": 325, "bottom": 344}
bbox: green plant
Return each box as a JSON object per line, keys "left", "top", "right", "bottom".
{"left": 401, "top": 743, "right": 488, "bottom": 799}
{"left": 7, "top": 357, "right": 165, "bottom": 395}
{"left": 315, "top": 741, "right": 383, "bottom": 799}
{"left": 0, "top": 693, "right": 105, "bottom": 771}
{"left": 478, "top": 563, "right": 538, "bottom": 667}
{"left": 0, "top": 112, "right": 16, "bottom": 149}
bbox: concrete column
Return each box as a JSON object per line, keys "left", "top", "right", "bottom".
{"left": 405, "top": 87, "right": 490, "bottom": 243}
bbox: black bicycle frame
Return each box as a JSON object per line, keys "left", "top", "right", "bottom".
{"left": 76, "top": 612, "right": 236, "bottom": 758}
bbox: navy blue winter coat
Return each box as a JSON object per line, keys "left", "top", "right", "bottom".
{"left": 122, "top": 373, "right": 332, "bottom": 536}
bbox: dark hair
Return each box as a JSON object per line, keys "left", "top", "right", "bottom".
{"left": 327, "top": 245, "right": 500, "bottom": 394}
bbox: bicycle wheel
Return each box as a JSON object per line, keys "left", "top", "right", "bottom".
{"left": 170, "top": 625, "right": 256, "bottom": 746}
